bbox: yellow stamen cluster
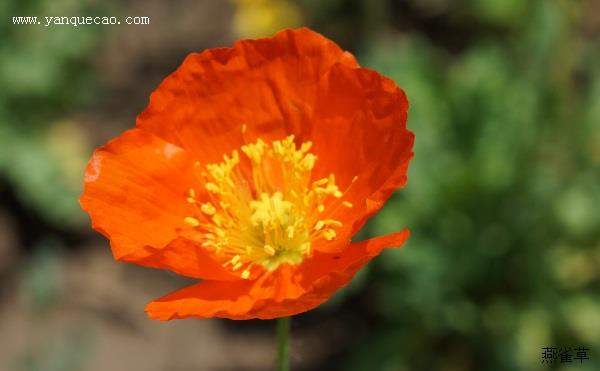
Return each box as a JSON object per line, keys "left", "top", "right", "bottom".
{"left": 183, "top": 135, "right": 353, "bottom": 278}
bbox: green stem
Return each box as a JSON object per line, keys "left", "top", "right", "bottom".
{"left": 276, "top": 317, "right": 291, "bottom": 371}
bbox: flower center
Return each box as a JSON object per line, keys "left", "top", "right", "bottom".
{"left": 183, "top": 135, "right": 354, "bottom": 278}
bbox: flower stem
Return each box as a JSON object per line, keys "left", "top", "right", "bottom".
{"left": 276, "top": 317, "right": 291, "bottom": 371}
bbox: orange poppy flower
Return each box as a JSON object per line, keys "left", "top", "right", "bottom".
{"left": 80, "top": 28, "right": 414, "bottom": 320}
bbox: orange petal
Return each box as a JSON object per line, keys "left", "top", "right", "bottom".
{"left": 145, "top": 230, "right": 409, "bottom": 320}
{"left": 133, "top": 238, "right": 239, "bottom": 281}
{"left": 308, "top": 64, "right": 414, "bottom": 252}
{"left": 146, "top": 280, "right": 257, "bottom": 320}
{"left": 135, "top": 28, "right": 358, "bottom": 165}
{"left": 80, "top": 128, "right": 235, "bottom": 280}
{"left": 300, "top": 229, "right": 410, "bottom": 279}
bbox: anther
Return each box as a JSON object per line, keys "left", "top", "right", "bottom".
{"left": 200, "top": 202, "right": 216, "bottom": 215}
{"left": 315, "top": 220, "right": 325, "bottom": 231}
{"left": 264, "top": 245, "right": 276, "bottom": 256}
{"left": 342, "top": 201, "right": 353, "bottom": 208}
{"left": 183, "top": 217, "right": 200, "bottom": 227}
{"left": 241, "top": 270, "right": 251, "bottom": 279}
{"left": 205, "top": 182, "right": 219, "bottom": 193}
{"left": 300, "top": 141, "right": 312, "bottom": 152}
{"left": 301, "top": 242, "right": 311, "bottom": 255}
{"left": 323, "top": 229, "right": 336, "bottom": 241}
{"left": 324, "top": 220, "right": 342, "bottom": 228}
{"left": 212, "top": 215, "right": 223, "bottom": 227}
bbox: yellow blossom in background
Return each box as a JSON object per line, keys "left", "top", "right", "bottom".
{"left": 231, "top": 0, "right": 303, "bottom": 38}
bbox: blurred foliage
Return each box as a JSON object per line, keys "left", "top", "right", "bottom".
{"left": 0, "top": 0, "right": 107, "bottom": 227}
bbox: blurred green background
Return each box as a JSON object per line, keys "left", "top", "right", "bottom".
{"left": 1, "top": 0, "right": 599, "bottom": 370}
